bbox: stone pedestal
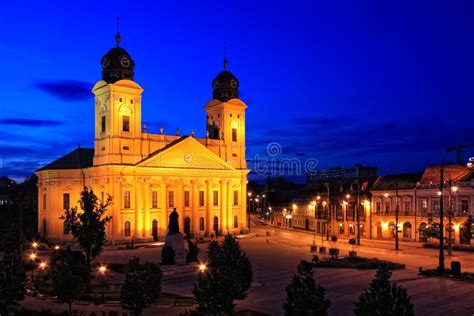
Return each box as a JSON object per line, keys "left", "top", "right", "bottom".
{"left": 165, "top": 233, "right": 187, "bottom": 265}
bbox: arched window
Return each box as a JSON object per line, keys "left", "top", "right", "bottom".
{"left": 234, "top": 215, "right": 238, "bottom": 228}
{"left": 199, "top": 217, "right": 205, "bottom": 231}
{"left": 124, "top": 221, "right": 131, "bottom": 237}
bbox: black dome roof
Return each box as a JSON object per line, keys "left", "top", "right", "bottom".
{"left": 212, "top": 69, "right": 239, "bottom": 102}
{"left": 101, "top": 33, "right": 135, "bottom": 84}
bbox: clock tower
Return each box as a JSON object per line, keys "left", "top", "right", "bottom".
{"left": 205, "top": 55, "right": 247, "bottom": 169}
{"left": 93, "top": 33, "right": 143, "bottom": 166}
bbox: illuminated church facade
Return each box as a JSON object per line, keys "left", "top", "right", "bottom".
{"left": 36, "top": 33, "right": 249, "bottom": 242}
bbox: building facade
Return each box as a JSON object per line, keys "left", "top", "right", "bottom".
{"left": 36, "top": 34, "right": 249, "bottom": 242}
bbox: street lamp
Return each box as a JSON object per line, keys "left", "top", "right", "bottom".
{"left": 199, "top": 263, "right": 207, "bottom": 273}
{"left": 98, "top": 264, "right": 108, "bottom": 302}
{"left": 32, "top": 242, "right": 38, "bottom": 249}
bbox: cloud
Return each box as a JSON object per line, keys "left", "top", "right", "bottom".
{"left": 0, "top": 118, "right": 65, "bottom": 127}
{"left": 33, "top": 79, "right": 93, "bottom": 101}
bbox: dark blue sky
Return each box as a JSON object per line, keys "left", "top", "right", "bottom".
{"left": 0, "top": 0, "right": 472, "bottom": 182}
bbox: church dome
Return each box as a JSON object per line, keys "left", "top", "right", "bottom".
{"left": 212, "top": 55, "right": 239, "bottom": 102}
{"left": 101, "top": 33, "right": 135, "bottom": 84}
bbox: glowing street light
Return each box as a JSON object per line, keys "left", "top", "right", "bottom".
{"left": 384, "top": 193, "right": 389, "bottom": 198}
{"left": 199, "top": 263, "right": 207, "bottom": 272}
{"left": 54, "top": 245, "right": 60, "bottom": 251}
{"left": 346, "top": 194, "right": 350, "bottom": 199}
{"left": 32, "top": 242, "right": 38, "bottom": 249}
{"left": 316, "top": 195, "right": 321, "bottom": 200}
{"left": 437, "top": 191, "right": 442, "bottom": 196}
{"left": 39, "top": 262, "right": 47, "bottom": 270}
{"left": 98, "top": 265, "right": 108, "bottom": 275}
{"left": 452, "top": 186, "right": 459, "bottom": 192}
{"left": 29, "top": 253, "right": 37, "bottom": 261}
{"left": 98, "top": 264, "right": 108, "bottom": 302}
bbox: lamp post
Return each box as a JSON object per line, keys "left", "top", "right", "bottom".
{"left": 395, "top": 181, "right": 400, "bottom": 251}
{"left": 262, "top": 194, "right": 266, "bottom": 217}
{"left": 98, "top": 265, "right": 107, "bottom": 303}
{"left": 356, "top": 178, "right": 361, "bottom": 245}
{"left": 439, "top": 166, "right": 445, "bottom": 273}
{"left": 29, "top": 253, "right": 37, "bottom": 282}
{"left": 448, "top": 181, "right": 457, "bottom": 256}
{"left": 247, "top": 192, "right": 252, "bottom": 232}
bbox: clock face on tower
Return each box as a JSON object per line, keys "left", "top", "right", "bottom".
{"left": 184, "top": 153, "right": 192, "bottom": 163}
{"left": 120, "top": 56, "right": 131, "bottom": 68}
{"left": 230, "top": 79, "right": 238, "bottom": 89}
{"left": 102, "top": 57, "right": 110, "bottom": 69}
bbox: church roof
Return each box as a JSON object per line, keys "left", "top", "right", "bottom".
{"left": 372, "top": 173, "right": 423, "bottom": 191}
{"left": 136, "top": 136, "right": 190, "bottom": 165}
{"left": 420, "top": 165, "right": 474, "bottom": 184}
{"left": 37, "top": 148, "right": 94, "bottom": 171}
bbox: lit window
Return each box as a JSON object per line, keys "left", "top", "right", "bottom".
{"left": 43, "top": 193, "right": 46, "bottom": 210}
{"left": 124, "top": 191, "right": 131, "bottom": 209}
{"left": 232, "top": 128, "right": 237, "bottom": 142}
{"left": 199, "top": 217, "right": 205, "bottom": 231}
{"left": 122, "top": 115, "right": 130, "bottom": 132}
{"left": 461, "top": 199, "right": 469, "bottom": 213}
{"left": 213, "top": 191, "right": 219, "bottom": 206}
{"left": 184, "top": 191, "right": 190, "bottom": 207}
{"left": 199, "top": 191, "right": 205, "bottom": 207}
{"left": 168, "top": 191, "right": 174, "bottom": 208}
{"left": 152, "top": 191, "right": 158, "bottom": 208}
{"left": 233, "top": 190, "right": 239, "bottom": 206}
{"left": 124, "top": 221, "right": 131, "bottom": 236}
{"left": 63, "top": 193, "right": 70, "bottom": 210}
{"left": 234, "top": 215, "right": 238, "bottom": 228}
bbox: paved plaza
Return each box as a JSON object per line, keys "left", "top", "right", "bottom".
{"left": 22, "top": 223, "right": 474, "bottom": 315}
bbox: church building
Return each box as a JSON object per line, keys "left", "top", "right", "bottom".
{"left": 36, "top": 32, "right": 249, "bottom": 242}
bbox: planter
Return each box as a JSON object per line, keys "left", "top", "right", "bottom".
{"left": 349, "top": 251, "right": 357, "bottom": 257}
{"left": 319, "top": 246, "right": 327, "bottom": 254}
{"left": 329, "top": 248, "right": 339, "bottom": 258}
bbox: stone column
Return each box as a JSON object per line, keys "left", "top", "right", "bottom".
{"left": 227, "top": 180, "right": 232, "bottom": 232}
{"left": 220, "top": 180, "right": 227, "bottom": 235}
{"left": 177, "top": 180, "right": 184, "bottom": 233}
{"left": 161, "top": 181, "right": 168, "bottom": 235}
{"left": 192, "top": 179, "right": 199, "bottom": 235}
{"left": 241, "top": 177, "right": 248, "bottom": 231}
{"left": 206, "top": 180, "right": 212, "bottom": 233}
{"left": 135, "top": 181, "right": 143, "bottom": 238}
{"left": 113, "top": 179, "right": 122, "bottom": 241}
{"left": 144, "top": 180, "right": 151, "bottom": 237}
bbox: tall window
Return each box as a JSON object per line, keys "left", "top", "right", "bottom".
{"left": 385, "top": 202, "right": 390, "bottom": 213}
{"left": 420, "top": 199, "right": 428, "bottom": 214}
{"left": 376, "top": 201, "right": 381, "bottom": 214}
{"left": 234, "top": 215, "right": 238, "bottom": 228}
{"left": 199, "top": 217, "right": 205, "bottom": 231}
{"left": 101, "top": 116, "right": 106, "bottom": 133}
{"left": 232, "top": 128, "right": 237, "bottom": 142}
{"left": 168, "top": 191, "right": 174, "bottom": 208}
{"left": 122, "top": 115, "right": 130, "bottom": 132}
{"left": 404, "top": 200, "right": 411, "bottom": 214}
{"left": 199, "top": 191, "right": 205, "bottom": 207}
{"left": 63, "top": 193, "right": 70, "bottom": 210}
{"left": 461, "top": 199, "right": 469, "bottom": 213}
{"left": 213, "top": 191, "right": 219, "bottom": 206}
{"left": 43, "top": 193, "right": 46, "bottom": 210}
{"left": 433, "top": 199, "right": 440, "bottom": 213}
{"left": 184, "top": 191, "right": 190, "bottom": 207}
{"left": 152, "top": 191, "right": 158, "bottom": 208}
{"left": 124, "top": 191, "right": 131, "bottom": 209}
{"left": 233, "top": 190, "right": 239, "bottom": 206}
{"left": 124, "top": 221, "right": 131, "bottom": 237}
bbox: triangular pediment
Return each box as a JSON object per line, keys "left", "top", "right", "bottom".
{"left": 137, "top": 136, "right": 235, "bottom": 170}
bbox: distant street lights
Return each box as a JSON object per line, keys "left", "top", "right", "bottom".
{"left": 98, "top": 264, "right": 108, "bottom": 302}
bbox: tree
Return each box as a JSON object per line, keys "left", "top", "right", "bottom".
{"left": 120, "top": 257, "right": 162, "bottom": 316}
{"left": 354, "top": 264, "right": 414, "bottom": 316}
{"left": 461, "top": 215, "right": 473, "bottom": 246}
{"left": 283, "top": 260, "right": 330, "bottom": 316}
{"left": 62, "top": 187, "right": 112, "bottom": 270}
{"left": 193, "top": 234, "right": 252, "bottom": 314}
{"left": 426, "top": 215, "right": 440, "bottom": 242}
{"left": 0, "top": 225, "right": 26, "bottom": 314}
{"left": 50, "top": 247, "right": 89, "bottom": 315}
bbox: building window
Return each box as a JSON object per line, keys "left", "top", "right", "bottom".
{"left": 420, "top": 199, "right": 428, "bottom": 214}
{"left": 184, "top": 191, "right": 190, "bottom": 207}
{"left": 234, "top": 215, "right": 238, "bottom": 228}
{"left": 101, "top": 116, "right": 106, "bottom": 133}
{"left": 43, "top": 193, "right": 46, "bottom": 210}
{"left": 232, "top": 128, "right": 237, "bottom": 142}
{"left": 199, "top": 191, "right": 205, "bottom": 207}
{"left": 63, "top": 222, "right": 70, "bottom": 235}
{"left": 385, "top": 202, "right": 390, "bottom": 213}
{"left": 376, "top": 201, "right": 381, "bottom": 214}
{"left": 404, "top": 200, "right": 411, "bottom": 214}
{"left": 63, "top": 193, "right": 70, "bottom": 210}
{"left": 168, "top": 191, "right": 174, "bottom": 208}
{"left": 124, "top": 221, "right": 131, "bottom": 237}
{"left": 213, "top": 191, "right": 219, "bottom": 206}
{"left": 433, "top": 199, "right": 440, "bottom": 213}
{"left": 199, "top": 217, "right": 205, "bottom": 231}
{"left": 152, "top": 191, "right": 158, "bottom": 208}
{"left": 122, "top": 115, "right": 130, "bottom": 132}
{"left": 124, "top": 191, "right": 131, "bottom": 209}
{"left": 461, "top": 199, "right": 469, "bottom": 213}
{"left": 233, "top": 190, "right": 239, "bottom": 206}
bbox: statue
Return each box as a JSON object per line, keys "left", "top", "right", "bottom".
{"left": 168, "top": 208, "right": 180, "bottom": 234}
{"left": 161, "top": 208, "right": 187, "bottom": 265}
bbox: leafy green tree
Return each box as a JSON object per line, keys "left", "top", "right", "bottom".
{"left": 461, "top": 215, "right": 473, "bottom": 245}
{"left": 354, "top": 264, "right": 414, "bottom": 316}
{"left": 120, "top": 257, "right": 162, "bottom": 316}
{"left": 50, "top": 247, "right": 89, "bottom": 315}
{"left": 62, "top": 187, "right": 112, "bottom": 270}
{"left": 283, "top": 260, "right": 330, "bottom": 316}
{"left": 426, "top": 216, "right": 440, "bottom": 242}
{"left": 193, "top": 234, "right": 252, "bottom": 314}
{"left": 0, "top": 225, "right": 26, "bottom": 314}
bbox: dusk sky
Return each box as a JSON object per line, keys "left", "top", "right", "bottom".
{"left": 0, "top": 0, "right": 472, "bottom": 182}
